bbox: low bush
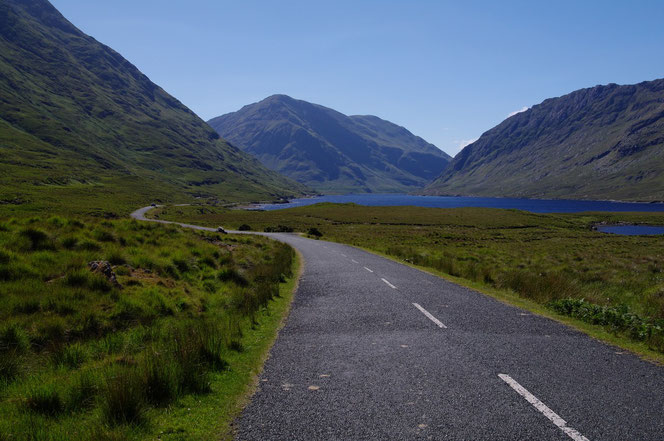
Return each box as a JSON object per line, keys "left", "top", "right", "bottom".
{"left": 264, "top": 225, "right": 294, "bottom": 233}
{"left": 307, "top": 227, "right": 323, "bottom": 238}
{"left": 238, "top": 224, "right": 252, "bottom": 231}
{"left": 549, "top": 298, "right": 664, "bottom": 345}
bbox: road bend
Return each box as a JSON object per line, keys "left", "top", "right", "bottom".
{"left": 131, "top": 207, "right": 664, "bottom": 440}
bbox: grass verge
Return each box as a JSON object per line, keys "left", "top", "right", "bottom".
{"left": 353, "top": 244, "right": 664, "bottom": 365}
{"left": 145, "top": 250, "right": 301, "bottom": 440}
{"left": 0, "top": 214, "right": 301, "bottom": 440}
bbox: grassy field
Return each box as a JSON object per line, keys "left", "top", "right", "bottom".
{"left": 0, "top": 214, "right": 299, "bottom": 441}
{"left": 150, "top": 203, "right": 664, "bottom": 357}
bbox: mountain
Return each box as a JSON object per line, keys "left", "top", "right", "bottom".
{"left": 425, "top": 79, "right": 664, "bottom": 201}
{"left": 0, "top": 0, "right": 308, "bottom": 215}
{"left": 208, "top": 95, "right": 451, "bottom": 193}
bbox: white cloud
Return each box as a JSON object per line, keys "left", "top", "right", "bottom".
{"left": 456, "top": 137, "right": 478, "bottom": 149}
{"left": 507, "top": 106, "right": 530, "bottom": 118}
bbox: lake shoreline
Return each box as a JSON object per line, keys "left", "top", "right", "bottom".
{"left": 245, "top": 193, "right": 664, "bottom": 213}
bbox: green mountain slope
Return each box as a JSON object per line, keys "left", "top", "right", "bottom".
{"left": 208, "top": 95, "right": 451, "bottom": 193}
{"left": 425, "top": 79, "right": 664, "bottom": 201}
{"left": 0, "top": 0, "right": 307, "bottom": 216}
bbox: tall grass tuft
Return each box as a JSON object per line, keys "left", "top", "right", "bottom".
{"left": 19, "top": 228, "right": 55, "bottom": 251}
{"left": 218, "top": 267, "right": 248, "bottom": 286}
{"left": 51, "top": 343, "right": 88, "bottom": 369}
{"left": 101, "top": 369, "right": 146, "bottom": 426}
{"left": 141, "top": 350, "right": 179, "bottom": 406}
{"left": 67, "top": 371, "right": 99, "bottom": 411}
{"left": 25, "top": 384, "right": 64, "bottom": 416}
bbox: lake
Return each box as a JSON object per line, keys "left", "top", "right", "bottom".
{"left": 257, "top": 194, "right": 664, "bottom": 214}
{"left": 596, "top": 225, "right": 664, "bottom": 236}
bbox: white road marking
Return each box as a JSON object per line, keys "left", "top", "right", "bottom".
{"left": 381, "top": 278, "right": 397, "bottom": 289}
{"left": 351, "top": 259, "right": 359, "bottom": 263}
{"left": 341, "top": 253, "right": 347, "bottom": 257}
{"left": 412, "top": 303, "right": 447, "bottom": 328}
{"left": 364, "top": 267, "right": 374, "bottom": 273}
{"left": 498, "top": 374, "right": 589, "bottom": 441}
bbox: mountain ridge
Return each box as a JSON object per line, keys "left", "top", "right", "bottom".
{"left": 0, "top": 0, "right": 307, "bottom": 215}
{"left": 425, "top": 79, "right": 664, "bottom": 201}
{"left": 208, "top": 94, "right": 451, "bottom": 194}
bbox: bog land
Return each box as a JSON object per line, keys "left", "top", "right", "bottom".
{"left": 150, "top": 203, "right": 664, "bottom": 360}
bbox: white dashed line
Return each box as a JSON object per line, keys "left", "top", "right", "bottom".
{"left": 351, "top": 259, "right": 359, "bottom": 264}
{"left": 381, "top": 278, "right": 396, "bottom": 289}
{"left": 341, "top": 253, "right": 347, "bottom": 257}
{"left": 412, "top": 303, "right": 447, "bottom": 328}
{"left": 498, "top": 374, "right": 589, "bottom": 441}
{"left": 364, "top": 267, "right": 374, "bottom": 273}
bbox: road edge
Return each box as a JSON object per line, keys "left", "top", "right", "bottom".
{"left": 340, "top": 243, "right": 664, "bottom": 366}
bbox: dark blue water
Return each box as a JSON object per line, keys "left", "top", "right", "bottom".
{"left": 596, "top": 225, "right": 664, "bottom": 235}
{"left": 257, "top": 194, "right": 664, "bottom": 214}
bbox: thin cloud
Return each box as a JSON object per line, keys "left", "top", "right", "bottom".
{"left": 507, "top": 106, "right": 530, "bottom": 118}
{"left": 457, "top": 138, "right": 478, "bottom": 149}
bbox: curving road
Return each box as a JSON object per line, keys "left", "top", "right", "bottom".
{"left": 131, "top": 207, "right": 664, "bottom": 440}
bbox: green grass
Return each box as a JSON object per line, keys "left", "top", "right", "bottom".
{"left": 0, "top": 214, "right": 300, "bottom": 440}
{"left": 0, "top": 2, "right": 310, "bottom": 220}
{"left": 150, "top": 203, "right": 664, "bottom": 359}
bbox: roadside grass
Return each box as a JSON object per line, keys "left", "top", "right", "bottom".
{"left": 0, "top": 214, "right": 299, "bottom": 440}
{"left": 150, "top": 203, "right": 664, "bottom": 359}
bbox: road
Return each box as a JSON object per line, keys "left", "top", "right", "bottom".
{"left": 131, "top": 207, "right": 664, "bottom": 440}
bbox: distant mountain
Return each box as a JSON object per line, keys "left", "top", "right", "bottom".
{"left": 208, "top": 95, "right": 451, "bottom": 193}
{"left": 0, "top": 0, "right": 307, "bottom": 214}
{"left": 425, "top": 79, "right": 664, "bottom": 201}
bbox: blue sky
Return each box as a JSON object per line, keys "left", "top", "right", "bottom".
{"left": 51, "top": 0, "right": 664, "bottom": 156}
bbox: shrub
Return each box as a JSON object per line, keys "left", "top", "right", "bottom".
{"left": 307, "top": 227, "right": 323, "bottom": 238}
{"left": 238, "top": 224, "right": 252, "bottom": 231}
{"left": 264, "top": 225, "right": 294, "bottom": 233}
{"left": 549, "top": 298, "right": 664, "bottom": 345}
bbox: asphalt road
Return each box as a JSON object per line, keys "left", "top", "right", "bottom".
{"left": 131, "top": 207, "right": 664, "bottom": 440}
